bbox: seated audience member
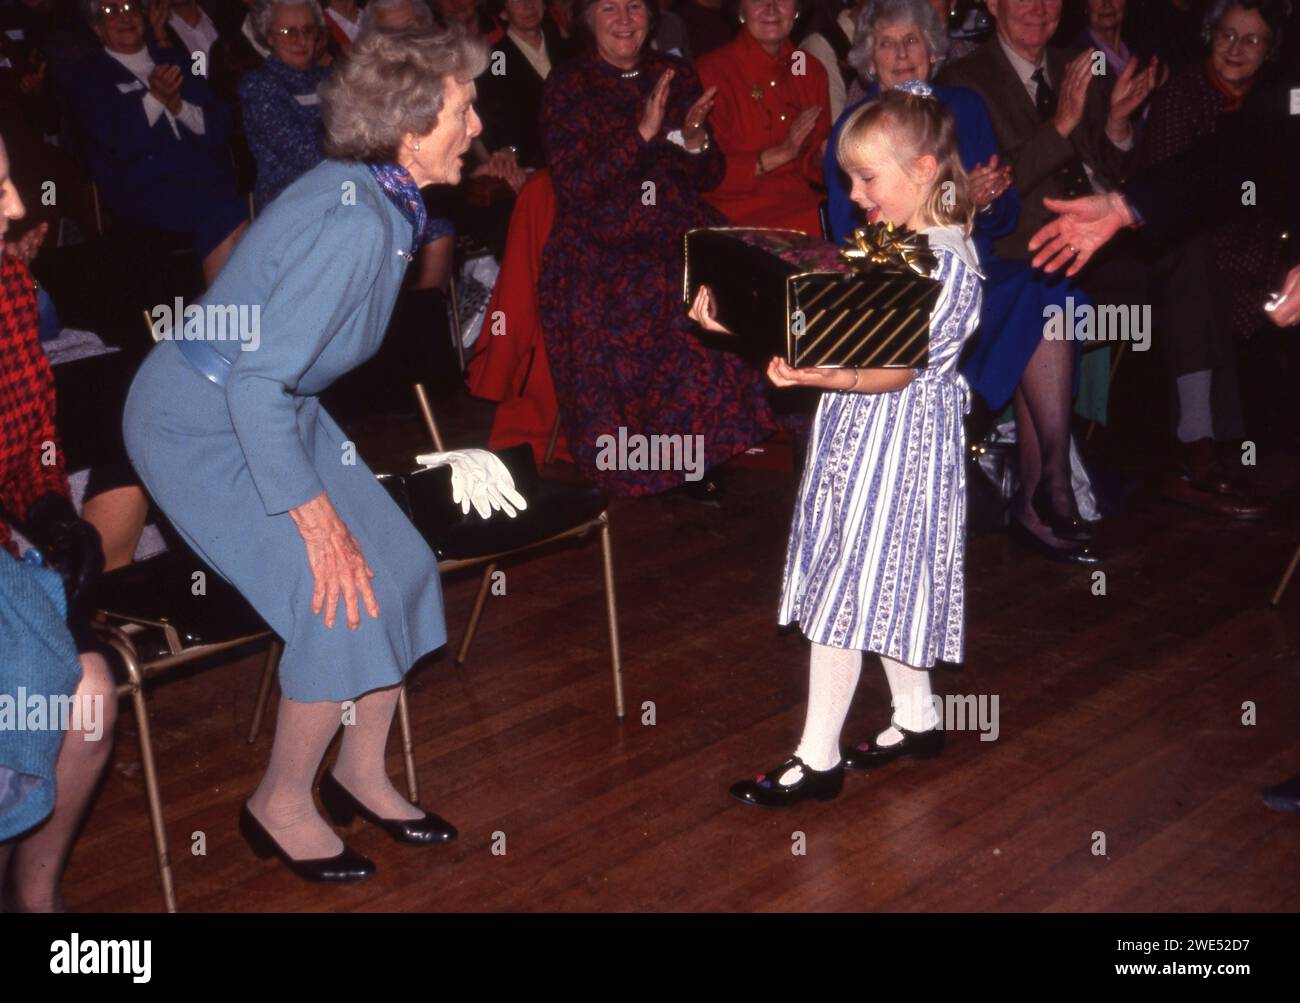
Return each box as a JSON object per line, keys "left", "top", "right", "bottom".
{"left": 361, "top": 0, "right": 437, "bottom": 29}
{"left": 678, "top": 0, "right": 734, "bottom": 55}
{"left": 434, "top": 0, "right": 505, "bottom": 41}
{"left": 539, "top": 0, "right": 784, "bottom": 498}
{"left": 240, "top": 0, "right": 330, "bottom": 210}
{"left": 937, "top": 0, "right": 1154, "bottom": 260}
{"left": 322, "top": 0, "right": 360, "bottom": 45}
{"left": 830, "top": 0, "right": 1105, "bottom": 564}
{"left": 0, "top": 134, "right": 117, "bottom": 913}
{"left": 475, "top": 0, "right": 574, "bottom": 168}
{"left": 69, "top": 0, "right": 248, "bottom": 284}
{"left": 166, "top": 0, "right": 223, "bottom": 70}
{"left": 1072, "top": 0, "right": 1143, "bottom": 105}
{"left": 1130, "top": 0, "right": 1287, "bottom": 513}
{"left": 796, "top": 0, "right": 857, "bottom": 121}
{"left": 547, "top": 0, "right": 576, "bottom": 34}
{"left": 697, "top": 0, "right": 831, "bottom": 235}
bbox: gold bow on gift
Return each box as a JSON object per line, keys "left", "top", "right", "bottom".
{"left": 839, "top": 221, "right": 936, "bottom": 277}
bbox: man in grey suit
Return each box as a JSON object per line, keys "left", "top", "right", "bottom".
{"left": 937, "top": 0, "right": 1157, "bottom": 262}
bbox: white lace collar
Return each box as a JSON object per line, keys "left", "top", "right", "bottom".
{"left": 921, "top": 223, "right": 984, "bottom": 279}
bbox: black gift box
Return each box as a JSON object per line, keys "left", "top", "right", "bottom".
{"left": 683, "top": 226, "right": 938, "bottom": 369}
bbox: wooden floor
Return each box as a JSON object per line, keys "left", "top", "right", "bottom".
{"left": 60, "top": 391, "right": 1300, "bottom": 912}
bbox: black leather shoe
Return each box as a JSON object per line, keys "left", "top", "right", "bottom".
{"left": 729, "top": 755, "right": 844, "bottom": 808}
{"left": 319, "top": 769, "right": 458, "bottom": 845}
{"left": 238, "top": 803, "right": 375, "bottom": 882}
{"left": 842, "top": 723, "right": 944, "bottom": 770}
{"left": 1031, "top": 484, "right": 1093, "bottom": 542}
{"left": 1009, "top": 516, "right": 1103, "bottom": 565}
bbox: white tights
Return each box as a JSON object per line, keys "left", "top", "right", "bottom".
{"left": 781, "top": 643, "right": 938, "bottom": 785}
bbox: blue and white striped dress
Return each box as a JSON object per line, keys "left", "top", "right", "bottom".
{"left": 778, "top": 224, "right": 984, "bottom": 668}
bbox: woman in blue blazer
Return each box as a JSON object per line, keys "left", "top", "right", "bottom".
{"left": 825, "top": 0, "right": 1100, "bottom": 564}
{"left": 123, "top": 26, "right": 487, "bottom": 884}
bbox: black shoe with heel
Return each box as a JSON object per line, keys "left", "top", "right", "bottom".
{"left": 841, "top": 722, "right": 944, "bottom": 770}
{"left": 1008, "top": 515, "right": 1103, "bottom": 565}
{"left": 729, "top": 754, "right": 844, "bottom": 808}
{"left": 238, "top": 802, "right": 375, "bottom": 882}
{"left": 319, "top": 769, "right": 458, "bottom": 845}
{"left": 1030, "top": 484, "right": 1093, "bottom": 542}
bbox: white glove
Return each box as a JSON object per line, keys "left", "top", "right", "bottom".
{"left": 414, "top": 448, "right": 528, "bottom": 520}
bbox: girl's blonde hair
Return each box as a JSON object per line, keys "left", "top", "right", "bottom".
{"left": 835, "top": 89, "right": 975, "bottom": 235}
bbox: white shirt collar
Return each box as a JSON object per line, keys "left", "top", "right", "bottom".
{"left": 996, "top": 32, "right": 1046, "bottom": 89}
{"left": 106, "top": 45, "right": 155, "bottom": 77}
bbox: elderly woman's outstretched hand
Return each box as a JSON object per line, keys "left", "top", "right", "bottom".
{"left": 289, "top": 491, "right": 379, "bottom": 631}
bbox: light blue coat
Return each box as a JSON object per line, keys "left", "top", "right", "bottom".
{"left": 123, "top": 160, "right": 447, "bottom": 701}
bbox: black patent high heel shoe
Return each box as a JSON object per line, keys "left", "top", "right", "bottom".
{"left": 1030, "top": 483, "right": 1093, "bottom": 542}
{"left": 238, "top": 802, "right": 375, "bottom": 882}
{"left": 842, "top": 722, "right": 944, "bottom": 770}
{"left": 319, "top": 769, "right": 458, "bottom": 845}
{"left": 1008, "top": 514, "right": 1103, "bottom": 565}
{"left": 729, "top": 755, "right": 844, "bottom": 808}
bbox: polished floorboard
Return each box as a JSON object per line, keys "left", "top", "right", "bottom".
{"left": 59, "top": 393, "right": 1300, "bottom": 912}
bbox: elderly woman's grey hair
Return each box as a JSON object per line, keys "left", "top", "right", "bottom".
{"left": 847, "top": 0, "right": 950, "bottom": 81}
{"left": 251, "top": 0, "right": 326, "bottom": 47}
{"left": 359, "top": 0, "right": 435, "bottom": 33}
{"left": 321, "top": 24, "right": 489, "bottom": 162}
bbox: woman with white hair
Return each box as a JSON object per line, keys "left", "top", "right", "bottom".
{"left": 123, "top": 26, "right": 489, "bottom": 885}
{"left": 827, "top": 0, "right": 1104, "bottom": 567}
{"left": 240, "top": 0, "right": 333, "bottom": 209}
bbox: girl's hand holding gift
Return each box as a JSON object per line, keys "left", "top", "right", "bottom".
{"left": 687, "top": 285, "right": 732, "bottom": 333}
{"left": 767, "top": 357, "right": 917, "bottom": 394}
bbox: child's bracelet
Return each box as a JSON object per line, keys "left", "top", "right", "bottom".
{"left": 847, "top": 369, "right": 860, "bottom": 392}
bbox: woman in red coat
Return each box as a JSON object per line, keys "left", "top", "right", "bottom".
{"left": 696, "top": 0, "right": 830, "bottom": 235}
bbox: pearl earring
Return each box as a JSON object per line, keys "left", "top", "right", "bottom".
{"left": 413, "top": 142, "right": 421, "bottom": 151}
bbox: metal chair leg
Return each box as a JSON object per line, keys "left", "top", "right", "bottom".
{"left": 107, "top": 632, "right": 177, "bottom": 913}
{"left": 544, "top": 412, "right": 562, "bottom": 466}
{"left": 247, "top": 639, "right": 281, "bottom": 744}
{"left": 397, "top": 684, "right": 419, "bottom": 803}
{"left": 1272, "top": 541, "right": 1300, "bottom": 606}
{"left": 599, "top": 515, "right": 625, "bottom": 720}
{"left": 456, "top": 561, "right": 497, "bottom": 666}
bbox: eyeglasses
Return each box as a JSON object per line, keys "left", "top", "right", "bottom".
{"left": 98, "top": 2, "right": 140, "bottom": 17}
{"left": 272, "top": 25, "right": 322, "bottom": 41}
{"left": 876, "top": 34, "right": 926, "bottom": 55}
{"left": 1212, "top": 27, "right": 1270, "bottom": 52}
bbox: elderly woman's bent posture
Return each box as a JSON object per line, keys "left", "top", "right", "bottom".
{"left": 123, "top": 27, "right": 485, "bottom": 883}
{"left": 538, "top": 0, "right": 783, "bottom": 497}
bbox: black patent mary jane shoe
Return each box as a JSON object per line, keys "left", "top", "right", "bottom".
{"left": 319, "top": 769, "right": 458, "bottom": 846}
{"left": 238, "top": 803, "right": 375, "bottom": 883}
{"left": 841, "top": 723, "right": 944, "bottom": 770}
{"left": 729, "top": 755, "right": 844, "bottom": 808}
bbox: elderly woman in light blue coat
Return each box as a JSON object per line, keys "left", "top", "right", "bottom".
{"left": 122, "top": 26, "right": 488, "bottom": 885}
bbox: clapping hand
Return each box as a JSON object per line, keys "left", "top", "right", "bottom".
{"left": 1054, "top": 50, "right": 1093, "bottom": 139}
{"left": 415, "top": 448, "right": 529, "bottom": 519}
{"left": 1265, "top": 264, "right": 1300, "bottom": 328}
{"left": 639, "top": 69, "right": 674, "bottom": 144}
{"left": 682, "top": 86, "right": 717, "bottom": 150}
{"left": 1108, "top": 56, "right": 1165, "bottom": 136}
{"left": 148, "top": 63, "right": 183, "bottom": 115}
{"left": 967, "top": 154, "right": 1012, "bottom": 209}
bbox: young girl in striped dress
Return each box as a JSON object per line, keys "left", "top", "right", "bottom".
{"left": 691, "top": 83, "right": 984, "bottom": 807}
